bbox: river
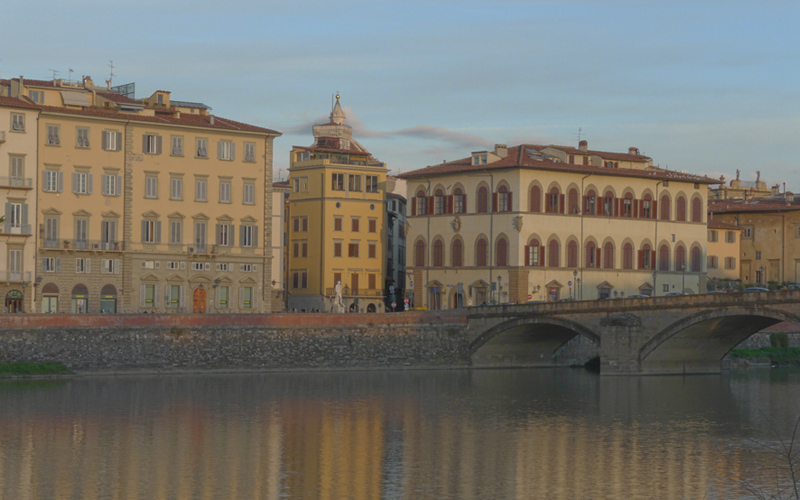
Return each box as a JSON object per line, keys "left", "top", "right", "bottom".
{"left": 1, "top": 368, "right": 799, "bottom": 499}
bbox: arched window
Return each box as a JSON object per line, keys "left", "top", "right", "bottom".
{"left": 434, "top": 189, "right": 445, "bottom": 215}
{"left": 675, "top": 245, "right": 686, "bottom": 271}
{"left": 525, "top": 239, "right": 541, "bottom": 266}
{"left": 568, "top": 188, "right": 579, "bottom": 215}
{"left": 660, "top": 194, "right": 671, "bottom": 220}
{"left": 433, "top": 240, "right": 444, "bottom": 267}
{"left": 585, "top": 241, "right": 596, "bottom": 268}
{"left": 414, "top": 240, "right": 426, "bottom": 267}
{"left": 691, "top": 197, "right": 703, "bottom": 223}
{"left": 453, "top": 188, "right": 465, "bottom": 214}
{"left": 476, "top": 186, "right": 489, "bottom": 213}
{"left": 585, "top": 189, "right": 597, "bottom": 215}
{"left": 604, "top": 191, "right": 615, "bottom": 216}
{"left": 659, "top": 244, "right": 670, "bottom": 271}
{"left": 548, "top": 239, "right": 560, "bottom": 267}
{"left": 497, "top": 185, "right": 511, "bottom": 212}
{"left": 567, "top": 240, "right": 578, "bottom": 268}
{"left": 414, "top": 189, "right": 427, "bottom": 216}
{"left": 603, "top": 242, "right": 614, "bottom": 269}
{"left": 623, "top": 192, "right": 634, "bottom": 217}
{"left": 642, "top": 194, "right": 653, "bottom": 219}
{"left": 623, "top": 243, "right": 634, "bottom": 270}
{"left": 691, "top": 246, "right": 702, "bottom": 272}
{"left": 676, "top": 196, "right": 687, "bottom": 222}
{"left": 496, "top": 238, "right": 508, "bottom": 266}
{"left": 640, "top": 243, "right": 653, "bottom": 270}
{"left": 451, "top": 239, "right": 463, "bottom": 267}
{"left": 547, "top": 187, "right": 562, "bottom": 214}
{"left": 476, "top": 238, "right": 488, "bottom": 267}
{"left": 530, "top": 185, "right": 541, "bottom": 213}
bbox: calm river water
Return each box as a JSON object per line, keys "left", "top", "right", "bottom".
{"left": 1, "top": 368, "right": 799, "bottom": 500}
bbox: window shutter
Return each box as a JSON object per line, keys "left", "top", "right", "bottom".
{"left": 4, "top": 203, "right": 10, "bottom": 233}
{"left": 72, "top": 173, "right": 79, "bottom": 193}
{"left": 492, "top": 193, "right": 498, "bottom": 212}
{"left": 156, "top": 135, "right": 162, "bottom": 155}
{"left": 217, "top": 141, "right": 223, "bottom": 159}
{"left": 115, "top": 132, "right": 122, "bottom": 151}
{"left": 539, "top": 246, "right": 545, "bottom": 267}
{"left": 102, "top": 132, "right": 108, "bottom": 150}
{"left": 21, "top": 204, "right": 28, "bottom": 227}
{"left": 215, "top": 287, "right": 221, "bottom": 308}
{"left": 253, "top": 226, "right": 258, "bottom": 247}
{"left": 153, "top": 285, "right": 160, "bottom": 309}
{"left": 56, "top": 257, "right": 61, "bottom": 273}
{"left": 524, "top": 245, "right": 530, "bottom": 266}
{"left": 239, "top": 287, "right": 245, "bottom": 309}
{"left": 57, "top": 172, "right": 64, "bottom": 192}
{"left": 252, "top": 289, "right": 257, "bottom": 310}
{"left": 596, "top": 248, "right": 602, "bottom": 266}
{"left": 204, "top": 262, "right": 210, "bottom": 271}
{"left": 100, "top": 175, "right": 108, "bottom": 195}
{"left": 447, "top": 195, "right": 453, "bottom": 214}
{"left": 507, "top": 192, "right": 513, "bottom": 211}
{"left": 216, "top": 224, "right": 221, "bottom": 245}
{"left": 583, "top": 196, "right": 587, "bottom": 214}
{"left": 614, "top": 198, "right": 619, "bottom": 217}
{"left": 652, "top": 200, "right": 658, "bottom": 219}
{"left": 142, "top": 135, "right": 147, "bottom": 153}
{"left": 253, "top": 264, "right": 257, "bottom": 272}
{"left": 180, "top": 285, "right": 186, "bottom": 308}
{"left": 411, "top": 199, "right": 416, "bottom": 216}
{"left": 42, "top": 171, "right": 48, "bottom": 190}
{"left": 86, "top": 258, "right": 91, "bottom": 274}
{"left": 87, "top": 174, "right": 93, "bottom": 194}
{"left": 155, "top": 221, "right": 162, "bottom": 243}
{"left": 229, "top": 225, "right": 235, "bottom": 246}
{"left": 638, "top": 250, "right": 643, "bottom": 269}
{"left": 559, "top": 194, "right": 565, "bottom": 214}
{"left": 231, "top": 143, "right": 235, "bottom": 161}
{"left": 165, "top": 285, "right": 171, "bottom": 307}
{"left": 239, "top": 225, "right": 245, "bottom": 246}
{"left": 116, "top": 175, "right": 122, "bottom": 195}
{"left": 651, "top": 251, "right": 656, "bottom": 268}
{"left": 139, "top": 284, "right": 146, "bottom": 308}
{"left": 427, "top": 196, "right": 434, "bottom": 215}
{"left": 633, "top": 199, "right": 639, "bottom": 218}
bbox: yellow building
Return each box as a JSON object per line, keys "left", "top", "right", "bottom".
{"left": 706, "top": 219, "right": 741, "bottom": 282}
{"left": 286, "top": 95, "right": 386, "bottom": 312}
{"left": 3, "top": 75, "right": 280, "bottom": 313}
{"left": 399, "top": 142, "right": 717, "bottom": 308}
{"left": 0, "top": 96, "right": 40, "bottom": 312}
{"left": 709, "top": 197, "right": 800, "bottom": 285}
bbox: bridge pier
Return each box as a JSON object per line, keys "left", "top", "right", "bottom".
{"left": 598, "top": 313, "right": 647, "bottom": 375}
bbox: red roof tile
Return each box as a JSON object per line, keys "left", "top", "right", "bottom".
{"left": 0, "top": 96, "right": 41, "bottom": 110}
{"left": 540, "top": 144, "right": 652, "bottom": 162}
{"left": 96, "top": 91, "right": 141, "bottom": 105}
{"left": 707, "top": 219, "right": 741, "bottom": 230}
{"left": 398, "top": 145, "right": 718, "bottom": 184}
{"left": 708, "top": 199, "right": 800, "bottom": 213}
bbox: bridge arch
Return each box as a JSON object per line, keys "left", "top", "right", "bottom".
{"left": 470, "top": 316, "right": 600, "bottom": 366}
{"left": 639, "top": 306, "right": 800, "bottom": 374}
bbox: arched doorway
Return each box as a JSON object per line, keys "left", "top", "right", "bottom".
{"left": 349, "top": 303, "right": 357, "bottom": 312}
{"left": 71, "top": 284, "right": 89, "bottom": 313}
{"left": 5, "top": 290, "right": 23, "bottom": 313}
{"left": 41, "top": 283, "right": 59, "bottom": 313}
{"left": 367, "top": 303, "right": 376, "bottom": 313}
{"left": 192, "top": 287, "right": 206, "bottom": 313}
{"left": 100, "top": 284, "right": 117, "bottom": 313}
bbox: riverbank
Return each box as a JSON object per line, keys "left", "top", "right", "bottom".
{"left": 0, "top": 361, "right": 71, "bottom": 376}
{"left": 730, "top": 347, "right": 800, "bottom": 366}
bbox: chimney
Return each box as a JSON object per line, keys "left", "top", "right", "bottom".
{"left": 579, "top": 140, "right": 588, "bottom": 152}
{"left": 209, "top": 115, "right": 214, "bottom": 125}
{"left": 628, "top": 147, "right": 639, "bottom": 155}
{"left": 494, "top": 144, "right": 508, "bottom": 158}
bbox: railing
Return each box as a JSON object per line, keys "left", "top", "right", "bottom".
{"left": 0, "top": 270, "right": 32, "bottom": 282}
{"left": 325, "top": 288, "right": 384, "bottom": 298}
{"left": 0, "top": 177, "right": 33, "bottom": 189}
{"left": 43, "top": 239, "right": 122, "bottom": 251}
{"left": 2, "top": 225, "right": 32, "bottom": 236}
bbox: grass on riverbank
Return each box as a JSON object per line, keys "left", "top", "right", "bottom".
{"left": 730, "top": 347, "right": 800, "bottom": 366}
{"left": 0, "top": 362, "right": 71, "bottom": 376}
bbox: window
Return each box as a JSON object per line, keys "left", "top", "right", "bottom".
{"left": 240, "top": 225, "right": 255, "bottom": 247}
{"left": 368, "top": 219, "right": 377, "bottom": 233}
{"left": 691, "top": 198, "right": 703, "bottom": 223}
{"left": 332, "top": 173, "right": 345, "bottom": 191}
{"left": 585, "top": 191, "right": 596, "bottom": 215}
{"left": 43, "top": 170, "right": 62, "bottom": 192}
{"left": 76, "top": 127, "right": 89, "bottom": 148}
{"left": 707, "top": 256, "right": 719, "bottom": 269}
{"left": 604, "top": 193, "right": 614, "bottom": 216}
{"left": 548, "top": 240, "right": 560, "bottom": 267}
{"left": 7, "top": 203, "right": 22, "bottom": 229}
{"left": 171, "top": 136, "right": 183, "bottom": 156}
{"left": 240, "top": 264, "right": 255, "bottom": 272}
{"left": 145, "top": 176, "right": 158, "bottom": 198}
{"left": 196, "top": 138, "right": 208, "bottom": 158}
{"left": 742, "top": 227, "right": 753, "bottom": 239}
{"left": 192, "top": 262, "right": 205, "bottom": 271}
{"left": 454, "top": 188, "right": 465, "bottom": 214}
{"left": 46, "top": 125, "right": 60, "bottom": 145}
{"left": 101, "top": 174, "right": 121, "bottom": 196}
{"left": 548, "top": 188, "right": 561, "bottom": 213}
{"left": 76, "top": 258, "right": 87, "bottom": 273}
{"left": 691, "top": 247, "right": 702, "bottom": 272}
{"left": 171, "top": 177, "right": 183, "bottom": 200}
{"left": 756, "top": 251, "right": 762, "bottom": 260}
{"left": 641, "top": 244, "right": 653, "bottom": 270}
{"left": 334, "top": 217, "right": 343, "bottom": 231}
{"left": 659, "top": 244, "right": 670, "bottom": 271}
{"left": 301, "top": 217, "right": 308, "bottom": 232}
{"left": 530, "top": 185, "right": 541, "bottom": 213}
{"left": 217, "top": 140, "right": 234, "bottom": 160}
{"left": 675, "top": 246, "right": 686, "bottom": 271}
{"left": 102, "top": 130, "right": 121, "bottom": 151}
{"left": 415, "top": 240, "right": 426, "bottom": 267}
{"left": 660, "top": 195, "right": 671, "bottom": 220}
{"left": 43, "top": 257, "right": 56, "bottom": 272}
{"left": 369, "top": 274, "right": 376, "bottom": 290}
{"left": 476, "top": 238, "right": 487, "bottom": 267}
{"left": 219, "top": 180, "right": 231, "bottom": 203}
{"left": 195, "top": 179, "right": 207, "bottom": 201}
{"left": 11, "top": 113, "right": 25, "bottom": 132}
{"left": 170, "top": 221, "right": 182, "bottom": 244}
{"left": 194, "top": 222, "right": 207, "bottom": 251}
{"left": 623, "top": 243, "right": 634, "bottom": 270}
{"left": 44, "top": 217, "right": 59, "bottom": 248}
{"left": 243, "top": 183, "right": 255, "bottom": 205}
{"left": 496, "top": 238, "right": 508, "bottom": 267}
{"left": 708, "top": 230, "right": 718, "bottom": 242}
{"left": 101, "top": 259, "right": 119, "bottom": 274}
{"left": 726, "top": 231, "right": 737, "bottom": 243}
{"left": 217, "top": 286, "right": 229, "bottom": 309}
{"left": 348, "top": 174, "right": 362, "bottom": 192}
{"left": 72, "top": 172, "right": 91, "bottom": 194}
{"left": 100, "top": 220, "right": 117, "bottom": 249}
{"left": 74, "top": 218, "right": 88, "bottom": 249}
{"left": 416, "top": 192, "right": 427, "bottom": 215}
{"left": 241, "top": 286, "right": 255, "bottom": 308}
{"left": 477, "top": 187, "right": 489, "bottom": 213}
{"left": 435, "top": 189, "right": 445, "bottom": 214}
{"left": 351, "top": 218, "right": 360, "bottom": 232}
{"left": 169, "top": 285, "right": 182, "bottom": 308}
{"left": 142, "top": 220, "right": 161, "bottom": 243}
{"left": 348, "top": 242, "right": 359, "bottom": 257}
{"left": 604, "top": 242, "right": 615, "bottom": 269}
{"left": 143, "top": 134, "right": 161, "bottom": 154}
{"left": 452, "top": 239, "right": 463, "bottom": 267}
{"left": 676, "top": 196, "right": 687, "bottom": 221}
{"left": 142, "top": 284, "right": 155, "bottom": 308}
{"left": 334, "top": 241, "right": 342, "bottom": 257}
{"left": 526, "top": 242, "right": 540, "bottom": 267}
{"left": 29, "top": 90, "right": 43, "bottom": 103}
{"left": 725, "top": 257, "right": 737, "bottom": 270}
{"left": 368, "top": 242, "right": 376, "bottom": 258}
{"left": 366, "top": 175, "right": 379, "bottom": 193}
{"left": 244, "top": 142, "right": 256, "bottom": 162}
{"left": 217, "top": 223, "right": 234, "bottom": 246}
{"left": 498, "top": 186, "right": 511, "bottom": 212}
{"left": 623, "top": 195, "right": 633, "bottom": 217}
{"left": 642, "top": 198, "right": 652, "bottom": 218}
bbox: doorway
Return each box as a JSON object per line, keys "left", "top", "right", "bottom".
{"left": 193, "top": 287, "right": 206, "bottom": 313}
{"left": 5, "top": 290, "right": 23, "bottom": 313}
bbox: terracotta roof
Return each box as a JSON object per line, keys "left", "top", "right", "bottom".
{"left": 272, "top": 181, "right": 290, "bottom": 188}
{"left": 34, "top": 104, "right": 280, "bottom": 135}
{"left": 541, "top": 144, "right": 652, "bottom": 162}
{"left": 294, "top": 145, "right": 370, "bottom": 156}
{"left": 707, "top": 219, "right": 741, "bottom": 230}
{"left": 16, "top": 78, "right": 61, "bottom": 88}
{"left": 96, "top": 91, "right": 141, "bottom": 105}
{"left": 0, "top": 96, "right": 41, "bottom": 110}
{"left": 708, "top": 199, "right": 800, "bottom": 214}
{"left": 398, "top": 145, "right": 719, "bottom": 184}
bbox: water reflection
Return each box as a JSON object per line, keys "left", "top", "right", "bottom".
{"left": 0, "top": 369, "right": 799, "bottom": 499}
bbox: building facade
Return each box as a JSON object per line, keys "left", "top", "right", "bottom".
{"left": 286, "top": 95, "right": 387, "bottom": 312}
{"left": 2, "top": 75, "right": 280, "bottom": 313}
{"left": 385, "top": 192, "right": 407, "bottom": 311}
{"left": 271, "top": 181, "right": 290, "bottom": 311}
{"left": 400, "top": 142, "right": 716, "bottom": 309}
{"left": 706, "top": 219, "right": 741, "bottom": 282}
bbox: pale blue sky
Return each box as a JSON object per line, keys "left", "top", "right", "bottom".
{"left": 4, "top": 0, "right": 799, "bottom": 187}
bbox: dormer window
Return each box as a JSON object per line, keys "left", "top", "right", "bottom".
{"left": 472, "top": 153, "right": 488, "bottom": 166}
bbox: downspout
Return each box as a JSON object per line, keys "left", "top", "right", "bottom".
{"left": 33, "top": 110, "right": 41, "bottom": 313}
{"left": 488, "top": 171, "right": 494, "bottom": 303}
{"left": 580, "top": 174, "right": 591, "bottom": 300}
{"left": 654, "top": 181, "right": 661, "bottom": 296}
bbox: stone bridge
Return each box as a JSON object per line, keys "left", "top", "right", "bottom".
{"left": 466, "top": 290, "right": 800, "bottom": 375}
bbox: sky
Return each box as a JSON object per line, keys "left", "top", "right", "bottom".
{"left": 4, "top": 0, "right": 799, "bottom": 188}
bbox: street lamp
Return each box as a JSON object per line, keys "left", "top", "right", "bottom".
{"left": 760, "top": 265, "right": 766, "bottom": 285}
{"left": 652, "top": 271, "right": 657, "bottom": 297}
{"left": 681, "top": 262, "right": 686, "bottom": 293}
{"left": 497, "top": 275, "right": 502, "bottom": 303}
{"left": 573, "top": 269, "right": 578, "bottom": 300}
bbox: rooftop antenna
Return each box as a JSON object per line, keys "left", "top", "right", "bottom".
{"left": 577, "top": 128, "right": 583, "bottom": 142}
{"left": 47, "top": 68, "right": 60, "bottom": 81}
{"left": 68, "top": 68, "right": 74, "bottom": 83}
{"left": 106, "top": 60, "right": 115, "bottom": 88}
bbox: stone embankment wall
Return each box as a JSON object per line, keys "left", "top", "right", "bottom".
{"left": 0, "top": 312, "right": 470, "bottom": 372}
{"left": 735, "top": 332, "right": 800, "bottom": 349}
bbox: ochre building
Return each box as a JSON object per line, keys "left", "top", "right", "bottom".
{"left": 399, "top": 142, "right": 717, "bottom": 308}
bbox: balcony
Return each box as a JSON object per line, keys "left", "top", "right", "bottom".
{"left": 0, "top": 177, "right": 33, "bottom": 190}
{"left": 325, "top": 288, "right": 384, "bottom": 298}
{"left": 0, "top": 270, "right": 32, "bottom": 283}
{"left": 43, "top": 239, "right": 122, "bottom": 251}
{"left": 1, "top": 225, "right": 32, "bottom": 236}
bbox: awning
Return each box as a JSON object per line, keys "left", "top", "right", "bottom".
{"left": 61, "top": 91, "right": 89, "bottom": 106}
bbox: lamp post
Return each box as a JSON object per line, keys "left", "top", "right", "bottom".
{"left": 344, "top": 284, "right": 350, "bottom": 312}
{"left": 573, "top": 269, "right": 578, "bottom": 300}
{"left": 21, "top": 281, "right": 27, "bottom": 313}
{"left": 682, "top": 262, "right": 686, "bottom": 293}
{"left": 497, "top": 275, "right": 502, "bottom": 304}
{"left": 33, "top": 276, "right": 42, "bottom": 314}
{"left": 652, "top": 271, "right": 657, "bottom": 297}
{"left": 212, "top": 278, "right": 220, "bottom": 312}
{"left": 760, "top": 265, "right": 766, "bottom": 286}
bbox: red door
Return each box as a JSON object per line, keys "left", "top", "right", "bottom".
{"left": 193, "top": 287, "right": 206, "bottom": 313}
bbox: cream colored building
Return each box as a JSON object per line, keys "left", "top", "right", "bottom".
{"left": 0, "top": 96, "right": 40, "bottom": 312}
{"left": 271, "top": 180, "right": 290, "bottom": 311}
{"left": 3, "top": 75, "right": 280, "bottom": 313}
{"left": 399, "top": 142, "right": 716, "bottom": 308}
{"left": 705, "top": 219, "right": 741, "bottom": 281}
{"left": 286, "top": 95, "right": 387, "bottom": 312}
